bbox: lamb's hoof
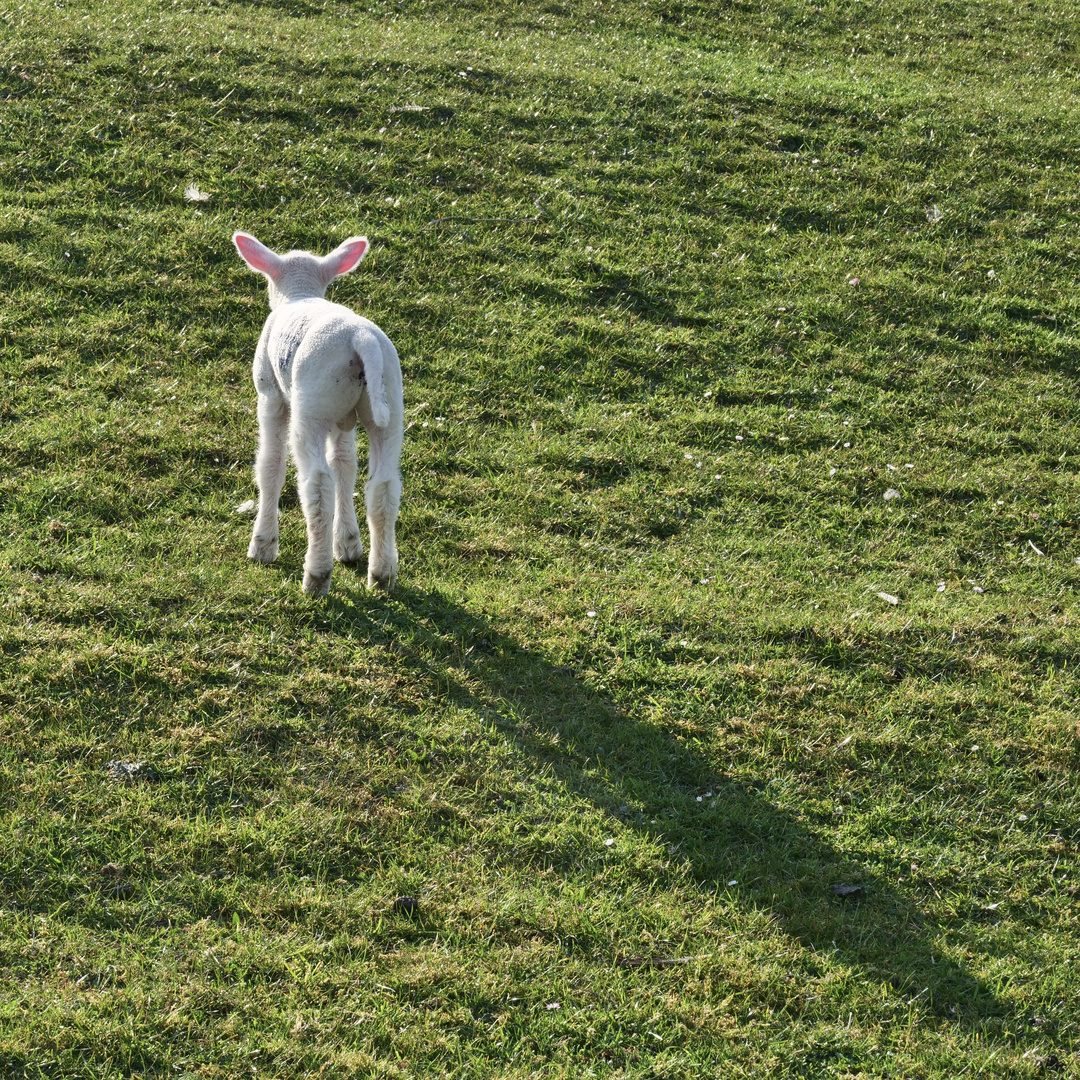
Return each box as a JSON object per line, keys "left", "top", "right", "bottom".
{"left": 302, "top": 569, "right": 332, "bottom": 596}
{"left": 334, "top": 533, "right": 364, "bottom": 564}
{"left": 248, "top": 536, "right": 279, "bottom": 563}
{"left": 368, "top": 567, "right": 396, "bottom": 592}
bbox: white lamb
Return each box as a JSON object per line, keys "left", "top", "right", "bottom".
{"left": 233, "top": 231, "right": 403, "bottom": 595}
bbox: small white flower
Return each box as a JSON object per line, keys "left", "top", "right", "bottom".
{"left": 184, "top": 183, "right": 211, "bottom": 203}
{"left": 735, "top": 435, "right": 744, "bottom": 441}
{"left": 586, "top": 611, "right": 597, "bottom": 618}
{"left": 545, "top": 1001, "right": 561, "bottom": 1010}
{"left": 884, "top": 488, "right": 901, "bottom": 500}
{"left": 843, "top": 441, "right": 851, "bottom": 448}
{"left": 829, "top": 467, "right": 837, "bottom": 476}
{"left": 603, "top": 838, "right": 614, "bottom": 847}
{"left": 937, "top": 582, "right": 946, "bottom": 592}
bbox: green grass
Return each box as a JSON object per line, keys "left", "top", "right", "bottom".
{"left": 2, "top": 0, "right": 1080, "bottom": 1076}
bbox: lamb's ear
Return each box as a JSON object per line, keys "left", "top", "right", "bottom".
{"left": 233, "top": 232, "right": 283, "bottom": 278}
{"left": 321, "top": 236, "right": 369, "bottom": 282}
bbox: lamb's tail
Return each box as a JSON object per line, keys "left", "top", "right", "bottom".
{"left": 353, "top": 325, "right": 391, "bottom": 428}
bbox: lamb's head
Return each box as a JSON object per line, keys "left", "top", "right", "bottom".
{"left": 233, "top": 232, "right": 369, "bottom": 309}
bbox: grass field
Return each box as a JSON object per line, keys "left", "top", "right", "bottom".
{"left": 2, "top": 0, "right": 1080, "bottom": 1076}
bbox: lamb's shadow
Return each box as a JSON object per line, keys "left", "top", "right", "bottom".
{"left": 330, "top": 583, "right": 1004, "bottom": 1026}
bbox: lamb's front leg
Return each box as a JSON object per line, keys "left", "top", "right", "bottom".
{"left": 248, "top": 393, "right": 290, "bottom": 563}
{"left": 327, "top": 424, "right": 364, "bottom": 564}
{"left": 292, "top": 419, "right": 336, "bottom": 595}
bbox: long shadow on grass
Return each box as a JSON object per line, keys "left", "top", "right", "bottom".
{"left": 331, "top": 584, "right": 1004, "bottom": 1026}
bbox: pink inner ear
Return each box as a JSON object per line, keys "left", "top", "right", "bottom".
{"left": 234, "top": 233, "right": 281, "bottom": 277}
{"left": 325, "top": 238, "right": 369, "bottom": 278}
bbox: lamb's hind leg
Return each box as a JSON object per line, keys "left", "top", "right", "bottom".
{"left": 364, "top": 424, "right": 402, "bottom": 591}
{"left": 327, "top": 422, "right": 364, "bottom": 564}
{"left": 292, "top": 417, "right": 336, "bottom": 595}
{"left": 249, "top": 393, "right": 289, "bottom": 563}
